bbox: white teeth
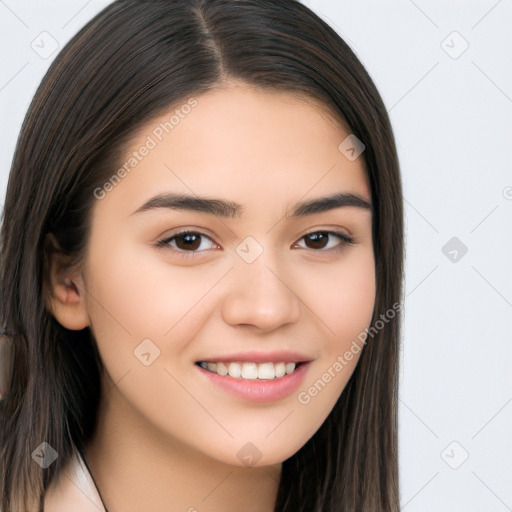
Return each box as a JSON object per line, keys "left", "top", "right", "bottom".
{"left": 241, "top": 362, "right": 258, "bottom": 380}
{"left": 228, "top": 362, "right": 241, "bottom": 378}
{"left": 199, "top": 361, "right": 300, "bottom": 379}
{"left": 274, "top": 362, "right": 286, "bottom": 378}
{"left": 257, "top": 362, "right": 275, "bottom": 380}
{"left": 216, "top": 362, "right": 228, "bottom": 376}
{"left": 285, "top": 362, "right": 296, "bottom": 374}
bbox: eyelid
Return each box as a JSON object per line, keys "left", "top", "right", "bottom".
{"left": 295, "top": 224, "right": 353, "bottom": 243}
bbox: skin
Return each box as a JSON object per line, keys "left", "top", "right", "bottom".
{"left": 44, "top": 81, "right": 375, "bottom": 512}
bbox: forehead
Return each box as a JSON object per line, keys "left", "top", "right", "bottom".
{"left": 94, "top": 84, "right": 369, "bottom": 219}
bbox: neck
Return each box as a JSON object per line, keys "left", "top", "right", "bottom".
{"left": 83, "top": 374, "right": 281, "bottom": 512}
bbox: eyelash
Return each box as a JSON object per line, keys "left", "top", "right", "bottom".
{"left": 155, "top": 229, "right": 354, "bottom": 259}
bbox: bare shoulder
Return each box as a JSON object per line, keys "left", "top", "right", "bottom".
{"left": 44, "top": 451, "right": 105, "bottom": 512}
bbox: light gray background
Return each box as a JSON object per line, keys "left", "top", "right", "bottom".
{"left": 1, "top": 1, "right": 511, "bottom": 510}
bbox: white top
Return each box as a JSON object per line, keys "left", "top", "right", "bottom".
{"left": 43, "top": 449, "right": 106, "bottom": 512}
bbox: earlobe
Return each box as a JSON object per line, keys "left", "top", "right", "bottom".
{"left": 43, "top": 233, "right": 90, "bottom": 331}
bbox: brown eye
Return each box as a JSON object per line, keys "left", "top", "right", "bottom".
{"left": 174, "top": 233, "right": 202, "bottom": 251}
{"left": 304, "top": 232, "right": 329, "bottom": 249}
{"left": 157, "top": 231, "right": 217, "bottom": 256}
{"left": 297, "top": 231, "right": 353, "bottom": 251}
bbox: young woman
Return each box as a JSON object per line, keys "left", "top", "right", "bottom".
{"left": 0, "top": 1, "right": 404, "bottom": 511}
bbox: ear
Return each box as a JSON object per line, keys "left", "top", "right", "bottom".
{"left": 43, "top": 233, "right": 90, "bottom": 330}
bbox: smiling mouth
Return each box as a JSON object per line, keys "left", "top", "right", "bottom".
{"left": 195, "top": 361, "right": 305, "bottom": 380}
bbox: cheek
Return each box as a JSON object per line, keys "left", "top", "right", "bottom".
{"left": 297, "top": 249, "right": 376, "bottom": 343}
{"left": 292, "top": 249, "right": 375, "bottom": 418}
{"left": 84, "top": 239, "right": 225, "bottom": 341}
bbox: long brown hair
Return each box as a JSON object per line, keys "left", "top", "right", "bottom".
{"left": 0, "top": 1, "right": 404, "bottom": 510}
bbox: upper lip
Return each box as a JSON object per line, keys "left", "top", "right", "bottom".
{"left": 196, "top": 350, "right": 312, "bottom": 364}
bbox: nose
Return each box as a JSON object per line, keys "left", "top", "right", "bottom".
{"left": 221, "top": 251, "right": 301, "bottom": 332}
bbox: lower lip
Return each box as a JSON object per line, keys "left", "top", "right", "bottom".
{"left": 196, "top": 362, "right": 310, "bottom": 403}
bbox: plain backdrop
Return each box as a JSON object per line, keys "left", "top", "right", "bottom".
{"left": 1, "top": 1, "right": 511, "bottom": 510}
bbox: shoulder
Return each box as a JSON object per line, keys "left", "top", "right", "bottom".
{"left": 44, "top": 449, "right": 105, "bottom": 512}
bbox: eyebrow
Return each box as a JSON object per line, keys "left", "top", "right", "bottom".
{"left": 130, "top": 191, "right": 371, "bottom": 219}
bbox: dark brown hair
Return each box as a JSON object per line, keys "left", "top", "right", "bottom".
{"left": 0, "top": 1, "right": 404, "bottom": 510}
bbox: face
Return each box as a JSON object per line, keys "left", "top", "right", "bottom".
{"left": 61, "top": 83, "right": 375, "bottom": 467}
